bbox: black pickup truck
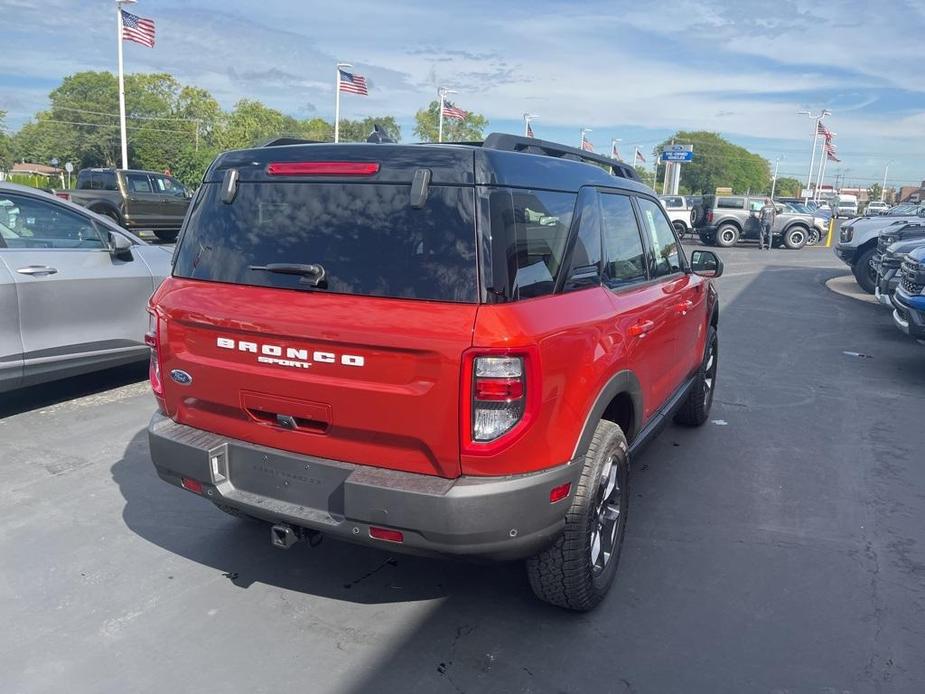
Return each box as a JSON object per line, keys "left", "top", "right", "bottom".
{"left": 56, "top": 168, "right": 191, "bottom": 242}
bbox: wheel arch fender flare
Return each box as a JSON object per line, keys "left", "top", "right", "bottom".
{"left": 88, "top": 201, "right": 121, "bottom": 219}
{"left": 571, "top": 369, "right": 643, "bottom": 461}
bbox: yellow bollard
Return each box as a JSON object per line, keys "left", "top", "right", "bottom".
{"left": 825, "top": 217, "right": 835, "bottom": 247}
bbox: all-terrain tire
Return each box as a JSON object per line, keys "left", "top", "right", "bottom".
{"left": 698, "top": 230, "right": 714, "bottom": 246}
{"left": 783, "top": 226, "right": 808, "bottom": 250}
{"left": 674, "top": 326, "right": 718, "bottom": 427}
{"left": 527, "top": 420, "right": 629, "bottom": 612}
{"left": 715, "top": 224, "right": 739, "bottom": 248}
{"left": 673, "top": 221, "right": 687, "bottom": 239}
{"left": 852, "top": 247, "right": 878, "bottom": 294}
{"left": 93, "top": 207, "right": 123, "bottom": 226}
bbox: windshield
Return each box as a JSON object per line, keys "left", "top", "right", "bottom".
{"left": 173, "top": 182, "right": 478, "bottom": 302}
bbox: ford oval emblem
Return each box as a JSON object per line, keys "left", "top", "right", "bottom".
{"left": 170, "top": 369, "right": 193, "bottom": 386}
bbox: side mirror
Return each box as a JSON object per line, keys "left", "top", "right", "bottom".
{"left": 109, "top": 232, "right": 133, "bottom": 258}
{"left": 691, "top": 249, "right": 723, "bottom": 278}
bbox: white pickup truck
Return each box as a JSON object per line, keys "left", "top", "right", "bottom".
{"left": 659, "top": 195, "right": 695, "bottom": 238}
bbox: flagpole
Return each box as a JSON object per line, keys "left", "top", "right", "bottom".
{"left": 816, "top": 149, "right": 829, "bottom": 201}
{"left": 438, "top": 88, "right": 445, "bottom": 143}
{"left": 116, "top": 1, "right": 130, "bottom": 169}
{"left": 335, "top": 63, "right": 350, "bottom": 143}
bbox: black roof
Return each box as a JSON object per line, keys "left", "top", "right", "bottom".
{"left": 205, "top": 132, "right": 653, "bottom": 195}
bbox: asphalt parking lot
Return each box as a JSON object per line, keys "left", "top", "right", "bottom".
{"left": 2, "top": 244, "right": 924, "bottom": 694}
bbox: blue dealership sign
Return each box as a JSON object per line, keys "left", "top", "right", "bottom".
{"left": 660, "top": 151, "right": 694, "bottom": 162}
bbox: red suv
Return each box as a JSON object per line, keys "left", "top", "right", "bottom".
{"left": 146, "top": 134, "right": 723, "bottom": 610}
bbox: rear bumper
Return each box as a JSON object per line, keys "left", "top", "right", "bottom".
{"left": 148, "top": 413, "right": 580, "bottom": 560}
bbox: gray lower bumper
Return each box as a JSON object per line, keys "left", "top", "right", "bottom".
{"left": 147, "top": 413, "right": 580, "bottom": 560}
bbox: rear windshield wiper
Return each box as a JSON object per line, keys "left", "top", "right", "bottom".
{"left": 250, "top": 263, "right": 327, "bottom": 287}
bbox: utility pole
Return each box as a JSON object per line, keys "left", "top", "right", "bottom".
{"left": 770, "top": 157, "right": 781, "bottom": 199}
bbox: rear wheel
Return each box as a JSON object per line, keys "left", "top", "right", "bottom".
{"left": 93, "top": 208, "right": 122, "bottom": 226}
{"left": 674, "top": 326, "right": 718, "bottom": 427}
{"left": 527, "top": 420, "right": 629, "bottom": 611}
{"left": 783, "top": 226, "right": 808, "bottom": 250}
{"left": 852, "top": 247, "right": 878, "bottom": 294}
{"left": 715, "top": 224, "right": 739, "bottom": 248}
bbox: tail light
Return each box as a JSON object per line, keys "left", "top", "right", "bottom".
{"left": 705, "top": 209, "right": 714, "bottom": 224}
{"left": 145, "top": 308, "right": 166, "bottom": 410}
{"left": 462, "top": 348, "right": 540, "bottom": 455}
{"left": 55, "top": 191, "right": 71, "bottom": 201}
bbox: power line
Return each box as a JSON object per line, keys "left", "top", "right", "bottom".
{"left": 41, "top": 119, "right": 194, "bottom": 135}
{"left": 55, "top": 106, "right": 202, "bottom": 124}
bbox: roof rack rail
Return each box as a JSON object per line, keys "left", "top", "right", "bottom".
{"left": 260, "top": 137, "right": 323, "bottom": 147}
{"left": 481, "top": 133, "right": 641, "bottom": 182}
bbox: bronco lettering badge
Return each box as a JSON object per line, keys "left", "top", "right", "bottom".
{"left": 215, "top": 337, "right": 365, "bottom": 370}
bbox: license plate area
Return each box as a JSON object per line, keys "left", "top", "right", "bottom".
{"left": 227, "top": 445, "right": 351, "bottom": 514}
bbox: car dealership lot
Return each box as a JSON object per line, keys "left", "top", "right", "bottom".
{"left": 2, "top": 246, "right": 924, "bottom": 693}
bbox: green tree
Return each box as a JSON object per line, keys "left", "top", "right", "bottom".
{"left": 413, "top": 101, "right": 487, "bottom": 142}
{"left": 338, "top": 116, "right": 401, "bottom": 143}
{"left": 655, "top": 131, "right": 770, "bottom": 194}
{"left": 772, "top": 177, "right": 802, "bottom": 197}
{"left": 634, "top": 165, "right": 655, "bottom": 188}
{"left": 867, "top": 183, "right": 883, "bottom": 202}
{"left": 219, "top": 99, "right": 301, "bottom": 150}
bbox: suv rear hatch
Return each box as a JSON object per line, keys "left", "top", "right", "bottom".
{"left": 151, "top": 145, "right": 479, "bottom": 478}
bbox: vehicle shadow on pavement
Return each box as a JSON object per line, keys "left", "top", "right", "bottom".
{"left": 0, "top": 363, "right": 148, "bottom": 418}
{"left": 111, "top": 428, "right": 527, "bottom": 606}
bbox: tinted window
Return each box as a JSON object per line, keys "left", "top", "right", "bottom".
{"left": 662, "top": 196, "right": 684, "bottom": 209}
{"left": 600, "top": 193, "right": 647, "bottom": 288}
{"left": 174, "top": 182, "right": 478, "bottom": 302}
{"left": 563, "top": 188, "right": 602, "bottom": 292}
{"left": 637, "top": 197, "right": 682, "bottom": 277}
{"left": 152, "top": 175, "right": 185, "bottom": 195}
{"left": 488, "top": 189, "right": 575, "bottom": 300}
{"left": 99, "top": 171, "right": 117, "bottom": 191}
{"left": 717, "top": 197, "right": 745, "bottom": 209}
{"left": 0, "top": 193, "right": 107, "bottom": 249}
{"left": 125, "top": 173, "right": 153, "bottom": 193}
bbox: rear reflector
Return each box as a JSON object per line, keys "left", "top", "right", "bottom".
{"left": 266, "top": 161, "right": 380, "bottom": 176}
{"left": 181, "top": 477, "right": 203, "bottom": 494}
{"left": 369, "top": 527, "right": 404, "bottom": 543}
{"left": 549, "top": 482, "right": 571, "bottom": 503}
{"left": 474, "top": 377, "right": 524, "bottom": 401}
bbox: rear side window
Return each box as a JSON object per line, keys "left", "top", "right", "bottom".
{"left": 637, "top": 197, "right": 682, "bottom": 277}
{"left": 600, "top": 193, "right": 647, "bottom": 288}
{"left": 174, "top": 182, "right": 478, "bottom": 302}
{"left": 99, "top": 171, "right": 117, "bottom": 191}
{"left": 125, "top": 173, "right": 152, "bottom": 193}
{"left": 487, "top": 189, "right": 576, "bottom": 300}
{"left": 662, "top": 196, "right": 684, "bottom": 209}
{"left": 717, "top": 197, "right": 744, "bottom": 209}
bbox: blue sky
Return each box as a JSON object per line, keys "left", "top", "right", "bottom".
{"left": 2, "top": 0, "right": 924, "bottom": 188}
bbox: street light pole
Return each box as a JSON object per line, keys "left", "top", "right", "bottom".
{"left": 770, "top": 157, "right": 781, "bottom": 199}
{"left": 881, "top": 162, "right": 891, "bottom": 201}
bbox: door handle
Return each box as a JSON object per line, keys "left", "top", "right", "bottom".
{"left": 16, "top": 265, "right": 58, "bottom": 276}
{"left": 628, "top": 319, "right": 655, "bottom": 337}
{"left": 674, "top": 300, "right": 694, "bottom": 315}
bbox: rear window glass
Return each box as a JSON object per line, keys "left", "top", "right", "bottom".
{"left": 173, "top": 182, "right": 478, "bottom": 302}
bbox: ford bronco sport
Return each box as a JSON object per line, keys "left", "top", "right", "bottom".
{"left": 146, "top": 134, "right": 723, "bottom": 610}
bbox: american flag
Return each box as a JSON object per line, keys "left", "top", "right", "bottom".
{"left": 611, "top": 142, "right": 622, "bottom": 161}
{"left": 121, "top": 9, "right": 155, "bottom": 48}
{"left": 825, "top": 142, "right": 840, "bottom": 162}
{"left": 581, "top": 133, "right": 593, "bottom": 152}
{"left": 526, "top": 121, "right": 535, "bottom": 138}
{"left": 441, "top": 100, "right": 468, "bottom": 120}
{"left": 817, "top": 121, "right": 832, "bottom": 140}
{"left": 634, "top": 148, "right": 646, "bottom": 164}
{"left": 339, "top": 70, "right": 368, "bottom": 96}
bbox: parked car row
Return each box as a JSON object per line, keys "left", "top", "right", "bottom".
{"left": 834, "top": 203, "right": 925, "bottom": 344}
{"left": 689, "top": 194, "right": 824, "bottom": 249}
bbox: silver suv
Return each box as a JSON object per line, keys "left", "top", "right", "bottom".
{"left": 694, "top": 195, "right": 816, "bottom": 249}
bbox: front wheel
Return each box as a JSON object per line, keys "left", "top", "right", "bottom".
{"left": 527, "top": 420, "right": 629, "bottom": 611}
{"left": 852, "top": 247, "right": 878, "bottom": 294}
{"left": 807, "top": 228, "right": 821, "bottom": 246}
{"left": 673, "top": 221, "right": 688, "bottom": 239}
{"left": 674, "top": 326, "right": 718, "bottom": 426}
